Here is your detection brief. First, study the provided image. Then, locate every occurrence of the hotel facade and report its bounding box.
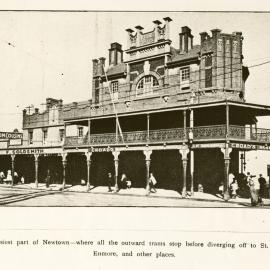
[1,18,270,200]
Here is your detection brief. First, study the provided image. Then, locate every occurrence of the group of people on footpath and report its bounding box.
[0,170,24,185]
[0,168,57,188]
[106,171,157,194]
[219,172,269,206]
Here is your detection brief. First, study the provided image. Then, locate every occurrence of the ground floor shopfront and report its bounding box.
[2,142,267,201]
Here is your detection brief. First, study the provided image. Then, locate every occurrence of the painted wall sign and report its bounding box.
[5,149,44,155]
[0,132,23,139]
[192,143,225,149]
[89,147,115,153]
[0,147,63,155]
[230,143,270,151]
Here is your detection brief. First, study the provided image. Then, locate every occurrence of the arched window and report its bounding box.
[136,75,159,96]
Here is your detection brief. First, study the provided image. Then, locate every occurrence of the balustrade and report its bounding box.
[192,125,226,140]
[64,125,270,147]
[65,128,186,146]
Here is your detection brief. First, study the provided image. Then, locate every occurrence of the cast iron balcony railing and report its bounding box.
[192,125,270,142]
[192,125,226,140]
[228,125,270,142]
[64,125,270,147]
[65,127,186,146]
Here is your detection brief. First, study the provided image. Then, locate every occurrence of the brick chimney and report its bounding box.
[179,26,193,53]
[126,28,134,48]
[98,57,106,75]
[211,29,222,40]
[109,42,123,66]
[200,32,209,44]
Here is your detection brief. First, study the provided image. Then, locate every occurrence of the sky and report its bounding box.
[1,11,270,131]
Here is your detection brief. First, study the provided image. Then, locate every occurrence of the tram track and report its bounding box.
[0,189,61,205]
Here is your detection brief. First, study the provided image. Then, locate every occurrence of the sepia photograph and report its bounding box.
[0,9,270,207]
[0,2,270,270]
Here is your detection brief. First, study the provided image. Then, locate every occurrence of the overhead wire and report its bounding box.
[1,35,270,121]
[88,59,270,105]
[103,64,124,143]
[1,57,270,121]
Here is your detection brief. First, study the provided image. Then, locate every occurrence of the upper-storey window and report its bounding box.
[205,55,212,88]
[180,67,190,82]
[205,69,212,88]
[59,129,64,142]
[28,130,33,145]
[42,129,48,144]
[180,67,190,90]
[78,127,83,138]
[94,79,100,104]
[136,75,159,96]
[111,81,119,101]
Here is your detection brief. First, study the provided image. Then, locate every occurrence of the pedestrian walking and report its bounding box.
[4,170,12,184]
[248,175,259,206]
[21,176,25,184]
[230,178,238,199]
[229,173,235,186]
[148,173,157,194]
[45,169,51,188]
[107,172,113,192]
[258,174,266,200]
[119,173,128,190]
[14,172,19,185]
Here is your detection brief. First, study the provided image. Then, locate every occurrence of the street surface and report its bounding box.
[0,185,269,207]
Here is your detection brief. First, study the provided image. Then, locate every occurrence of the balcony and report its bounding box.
[64,125,270,147]
[65,128,186,146]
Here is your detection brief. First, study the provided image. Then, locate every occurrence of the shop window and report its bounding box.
[136,75,159,96]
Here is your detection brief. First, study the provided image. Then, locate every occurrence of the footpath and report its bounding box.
[0,182,269,207]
